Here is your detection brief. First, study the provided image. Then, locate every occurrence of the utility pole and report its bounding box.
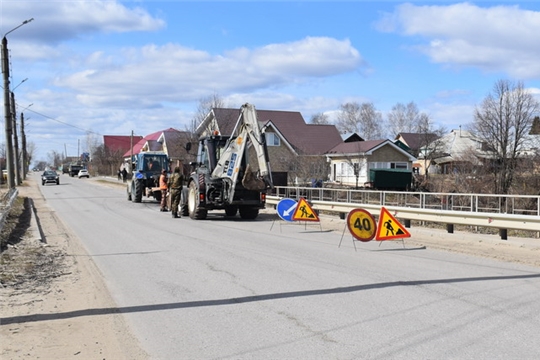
[130,130,133,173]
[2,18,34,189]
[21,112,27,179]
[11,91,21,185]
[2,37,15,189]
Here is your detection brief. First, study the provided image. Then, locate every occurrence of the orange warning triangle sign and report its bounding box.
[292,198,320,222]
[375,207,411,241]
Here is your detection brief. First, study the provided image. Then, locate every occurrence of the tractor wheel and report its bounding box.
[188,181,207,220]
[133,179,143,203]
[225,205,238,217]
[239,206,259,220]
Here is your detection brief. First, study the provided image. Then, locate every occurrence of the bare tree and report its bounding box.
[85,130,102,159]
[310,112,330,125]
[387,101,428,136]
[416,116,446,179]
[47,150,63,170]
[472,79,540,194]
[187,93,225,135]
[335,102,384,140]
[91,144,126,176]
[287,155,329,186]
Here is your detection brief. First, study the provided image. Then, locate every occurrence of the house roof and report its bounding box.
[123,128,177,157]
[429,129,485,164]
[158,129,192,160]
[326,139,386,155]
[206,107,343,155]
[342,133,364,143]
[396,132,439,152]
[104,135,141,154]
[326,139,417,161]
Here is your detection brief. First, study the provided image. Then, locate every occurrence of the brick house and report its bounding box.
[198,107,343,186]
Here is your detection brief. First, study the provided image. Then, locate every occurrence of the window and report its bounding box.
[369,162,409,170]
[391,162,409,169]
[266,133,280,146]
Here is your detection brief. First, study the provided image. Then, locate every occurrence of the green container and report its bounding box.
[369,169,412,190]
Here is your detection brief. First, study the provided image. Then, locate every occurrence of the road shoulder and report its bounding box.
[0,176,148,359]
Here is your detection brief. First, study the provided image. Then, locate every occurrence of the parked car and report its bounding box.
[78,169,90,179]
[42,170,60,185]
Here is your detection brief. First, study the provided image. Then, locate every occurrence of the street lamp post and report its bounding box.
[19,103,32,180]
[2,18,34,189]
[10,91,22,184]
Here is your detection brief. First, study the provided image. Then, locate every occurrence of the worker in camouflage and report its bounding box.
[168,166,184,218]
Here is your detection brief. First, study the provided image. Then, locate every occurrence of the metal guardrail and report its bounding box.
[0,188,19,234]
[267,187,540,234]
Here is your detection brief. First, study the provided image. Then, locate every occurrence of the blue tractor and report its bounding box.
[127,152,169,203]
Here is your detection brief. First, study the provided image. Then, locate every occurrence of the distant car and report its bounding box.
[42,170,60,185]
[78,169,90,179]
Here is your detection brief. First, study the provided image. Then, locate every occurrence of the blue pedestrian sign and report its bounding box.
[276,198,298,222]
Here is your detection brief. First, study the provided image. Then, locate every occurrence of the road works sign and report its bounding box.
[375,207,411,241]
[347,209,376,242]
[292,198,320,222]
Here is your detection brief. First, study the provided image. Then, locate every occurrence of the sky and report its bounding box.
[1,0,540,164]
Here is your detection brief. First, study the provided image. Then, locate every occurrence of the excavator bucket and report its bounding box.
[242,164,266,191]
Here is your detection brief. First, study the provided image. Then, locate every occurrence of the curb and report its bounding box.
[28,198,44,243]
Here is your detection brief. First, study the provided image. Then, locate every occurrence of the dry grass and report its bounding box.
[0,196,68,292]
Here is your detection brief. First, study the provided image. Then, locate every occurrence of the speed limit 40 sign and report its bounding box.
[347,209,376,242]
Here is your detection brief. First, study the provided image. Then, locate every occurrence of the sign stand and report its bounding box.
[292,198,322,232]
[271,198,298,232]
[375,207,411,248]
[339,209,377,251]
[272,197,322,232]
[339,224,357,251]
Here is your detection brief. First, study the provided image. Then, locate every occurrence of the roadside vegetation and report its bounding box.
[0,194,67,293]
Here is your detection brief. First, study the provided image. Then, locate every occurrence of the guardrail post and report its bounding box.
[404,219,411,228]
[446,224,454,234]
[499,229,508,240]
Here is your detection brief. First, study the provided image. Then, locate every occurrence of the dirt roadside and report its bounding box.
[1,176,539,359]
[0,177,148,360]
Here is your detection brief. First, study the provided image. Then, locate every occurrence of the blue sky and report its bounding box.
[1,0,540,163]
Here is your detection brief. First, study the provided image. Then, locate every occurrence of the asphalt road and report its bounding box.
[37,173,540,359]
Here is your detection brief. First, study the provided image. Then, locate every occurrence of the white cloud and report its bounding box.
[53,37,365,108]
[2,0,164,43]
[376,3,540,79]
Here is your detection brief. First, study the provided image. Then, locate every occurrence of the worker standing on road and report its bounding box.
[159,170,169,212]
[168,166,184,218]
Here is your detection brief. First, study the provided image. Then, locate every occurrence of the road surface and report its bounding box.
[35,174,540,359]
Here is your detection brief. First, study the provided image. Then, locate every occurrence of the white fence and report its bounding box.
[267,187,540,238]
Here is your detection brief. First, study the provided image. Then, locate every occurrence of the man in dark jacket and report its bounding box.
[167,166,184,218]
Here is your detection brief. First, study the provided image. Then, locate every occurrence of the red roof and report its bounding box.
[104,135,142,154]
[122,128,179,157]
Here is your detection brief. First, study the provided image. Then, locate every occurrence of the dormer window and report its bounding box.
[266,133,280,146]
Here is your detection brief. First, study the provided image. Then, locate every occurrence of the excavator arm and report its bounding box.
[211,103,273,201]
